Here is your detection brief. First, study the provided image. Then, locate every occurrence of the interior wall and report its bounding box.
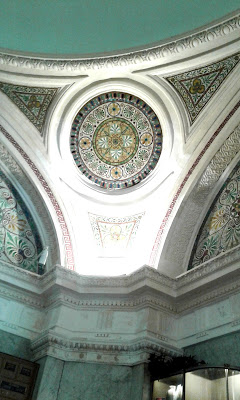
[34,357,145,400]
[0,328,31,360]
[0,329,146,400]
[184,330,240,366]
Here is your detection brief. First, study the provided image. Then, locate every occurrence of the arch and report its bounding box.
[152,114,240,278]
[189,160,240,269]
[0,168,42,272]
[0,136,61,271]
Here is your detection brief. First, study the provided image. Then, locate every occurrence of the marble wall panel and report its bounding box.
[0,329,31,360]
[46,305,147,339]
[178,293,239,346]
[0,295,43,338]
[57,362,144,400]
[34,356,64,400]
[184,330,240,365]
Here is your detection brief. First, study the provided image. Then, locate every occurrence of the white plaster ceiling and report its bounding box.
[0,12,239,277]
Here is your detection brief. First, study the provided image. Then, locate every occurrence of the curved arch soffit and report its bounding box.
[151,103,240,277]
[0,124,73,270]
[189,158,240,270]
[0,167,42,272]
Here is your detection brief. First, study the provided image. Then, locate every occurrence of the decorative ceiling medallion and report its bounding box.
[70,92,162,189]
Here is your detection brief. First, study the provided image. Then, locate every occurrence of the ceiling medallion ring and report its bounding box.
[70,92,163,190]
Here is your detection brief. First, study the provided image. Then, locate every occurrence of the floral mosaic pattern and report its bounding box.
[189,161,240,269]
[89,212,144,250]
[0,171,42,272]
[166,53,240,124]
[70,92,162,189]
[0,83,58,134]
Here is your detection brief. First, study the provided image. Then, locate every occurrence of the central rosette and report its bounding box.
[93,118,139,166]
[70,92,163,190]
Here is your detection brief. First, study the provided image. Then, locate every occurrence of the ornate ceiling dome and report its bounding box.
[70,92,162,190]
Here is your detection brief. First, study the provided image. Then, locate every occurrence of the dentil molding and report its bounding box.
[31,331,181,365]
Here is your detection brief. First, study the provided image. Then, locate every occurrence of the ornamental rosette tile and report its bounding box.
[70,92,162,189]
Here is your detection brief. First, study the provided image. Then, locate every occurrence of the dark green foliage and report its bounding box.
[148,353,205,381]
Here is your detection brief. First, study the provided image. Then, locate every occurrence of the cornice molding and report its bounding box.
[176,244,240,289]
[48,264,176,289]
[1,245,240,313]
[0,14,239,73]
[1,256,240,359]
[178,276,240,312]
[46,292,176,313]
[0,282,44,309]
[31,331,181,364]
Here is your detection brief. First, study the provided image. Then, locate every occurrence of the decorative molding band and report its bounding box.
[0,282,44,309]
[0,142,23,175]
[176,244,240,288]
[149,100,240,266]
[2,243,240,295]
[1,238,240,318]
[46,292,176,313]
[31,332,181,365]
[0,14,239,72]
[197,123,240,189]
[0,124,75,270]
[0,260,42,284]
[42,263,177,290]
[178,275,240,313]
[2,246,240,316]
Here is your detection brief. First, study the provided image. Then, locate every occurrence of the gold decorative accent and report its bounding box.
[79,137,91,150]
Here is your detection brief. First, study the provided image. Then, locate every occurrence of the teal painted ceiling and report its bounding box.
[0,1,239,56]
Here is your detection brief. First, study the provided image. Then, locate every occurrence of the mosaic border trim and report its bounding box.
[0,125,74,270]
[149,100,240,266]
[0,14,239,72]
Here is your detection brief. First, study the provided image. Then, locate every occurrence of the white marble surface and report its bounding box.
[34,356,64,400]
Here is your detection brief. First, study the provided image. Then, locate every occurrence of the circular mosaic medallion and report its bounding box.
[70,92,162,190]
